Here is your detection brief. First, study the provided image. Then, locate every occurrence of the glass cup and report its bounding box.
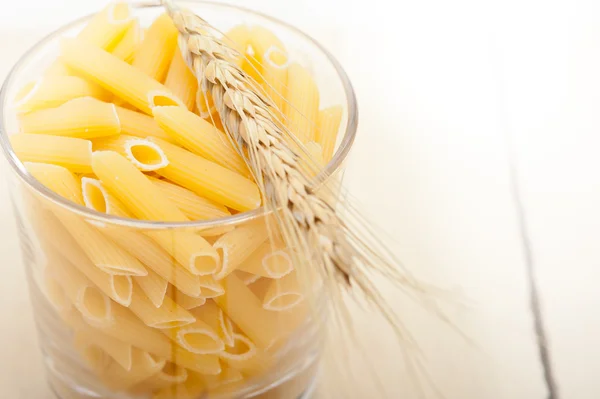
[0,1,358,398]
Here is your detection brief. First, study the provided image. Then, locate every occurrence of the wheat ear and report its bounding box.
[162,0,444,351]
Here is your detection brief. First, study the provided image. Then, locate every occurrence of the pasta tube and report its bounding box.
[163,316,225,355]
[283,63,320,143]
[212,220,270,280]
[237,240,293,279]
[111,19,142,63]
[61,37,181,114]
[164,45,197,110]
[132,13,179,82]
[167,286,207,310]
[19,97,120,139]
[129,282,195,329]
[134,269,169,309]
[152,105,249,176]
[114,105,174,142]
[262,272,304,311]
[81,177,131,217]
[316,105,343,162]
[132,362,188,392]
[74,328,132,371]
[100,349,165,391]
[77,1,134,50]
[148,138,261,212]
[93,134,169,171]
[14,75,110,113]
[92,151,219,275]
[191,300,234,347]
[10,134,93,174]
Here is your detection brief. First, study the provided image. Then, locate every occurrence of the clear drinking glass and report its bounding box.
[0,1,357,398]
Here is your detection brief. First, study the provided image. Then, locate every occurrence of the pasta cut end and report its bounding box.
[110,275,133,306]
[263,251,294,278]
[264,45,289,69]
[220,333,257,361]
[191,252,220,276]
[124,139,169,171]
[263,292,305,311]
[148,90,185,108]
[78,286,112,326]
[220,309,235,347]
[213,245,229,280]
[152,317,196,329]
[82,177,108,213]
[158,362,188,384]
[178,328,225,354]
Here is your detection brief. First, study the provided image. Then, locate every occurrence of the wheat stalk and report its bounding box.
[161,1,450,364]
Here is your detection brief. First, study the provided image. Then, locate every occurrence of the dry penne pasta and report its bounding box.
[237,240,294,278]
[97,304,221,375]
[41,271,72,313]
[222,24,251,64]
[73,336,111,373]
[213,220,270,280]
[19,97,120,139]
[148,138,261,212]
[92,151,219,275]
[132,13,179,82]
[14,75,110,113]
[114,105,174,142]
[134,269,169,309]
[219,333,272,376]
[101,228,201,298]
[262,272,304,311]
[111,19,142,63]
[148,176,230,221]
[82,177,131,217]
[10,134,93,174]
[163,316,225,355]
[61,37,182,114]
[214,274,281,349]
[284,63,320,143]
[47,248,113,327]
[234,270,262,285]
[192,300,235,347]
[77,1,134,51]
[164,45,197,110]
[167,286,207,310]
[25,162,147,277]
[316,105,343,162]
[93,134,169,171]
[130,282,195,328]
[100,348,165,391]
[74,328,133,371]
[44,60,73,77]
[152,105,249,176]
[132,362,188,392]
[28,206,133,307]
[152,371,205,399]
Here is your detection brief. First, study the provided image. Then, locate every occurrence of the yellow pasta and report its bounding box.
[61,37,181,114]
[316,105,343,162]
[47,248,113,327]
[134,269,169,309]
[222,24,251,63]
[77,1,134,51]
[10,134,93,174]
[92,303,220,375]
[19,97,120,139]
[81,177,131,217]
[114,105,174,142]
[74,328,133,372]
[44,60,73,78]
[92,151,219,275]
[163,315,225,355]
[14,75,110,113]
[148,138,261,212]
[132,13,179,82]
[152,105,249,176]
[284,63,320,143]
[152,372,206,399]
[262,272,304,311]
[41,271,72,313]
[304,141,325,167]
[234,270,262,286]
[237,240,293,278]
[93,134,169,171]
[129,282,195,329]
[167,287,207,310]
[111,19,142,63]
[100,349,165,391]
[247,26,289,113]
[132,362,188,392]
[25,162,147,277]
[213,274,281,348]
[198,276,225,299]
[74,337,111,373]
[101,228,201,298]
[164,45,197,110]
[28,205,133,307]
[148,176,230,221]
[200,366,244,391]
[191,301,234,347]
[219,333,272,376]
[213,220,270,280]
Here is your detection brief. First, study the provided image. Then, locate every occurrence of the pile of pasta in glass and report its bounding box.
[9,2,342,398]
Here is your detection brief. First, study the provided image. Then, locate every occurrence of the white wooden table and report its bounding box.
[2,0,599,398]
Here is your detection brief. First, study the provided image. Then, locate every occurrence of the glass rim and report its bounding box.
[0,0,358,230]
